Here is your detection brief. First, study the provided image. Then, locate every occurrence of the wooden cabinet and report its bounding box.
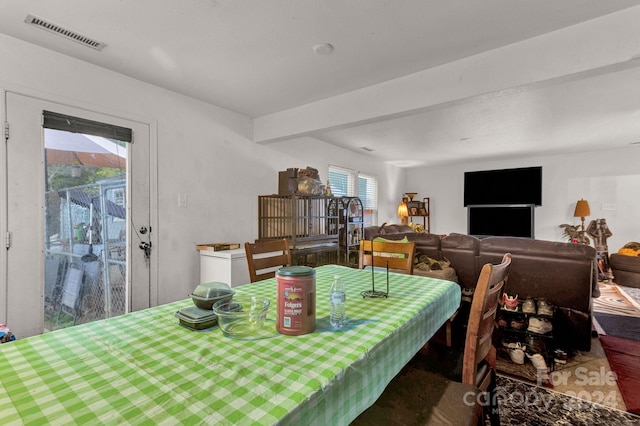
[407,197,430,233]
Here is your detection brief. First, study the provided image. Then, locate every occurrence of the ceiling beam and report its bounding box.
[253,6,640,144]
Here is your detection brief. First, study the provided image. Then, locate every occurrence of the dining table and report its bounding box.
[0,264,460,425]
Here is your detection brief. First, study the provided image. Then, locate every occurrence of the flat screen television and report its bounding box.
[467,204,535,238]
[464,166,542,206]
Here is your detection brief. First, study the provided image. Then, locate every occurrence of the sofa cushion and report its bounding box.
[440,233,481,289]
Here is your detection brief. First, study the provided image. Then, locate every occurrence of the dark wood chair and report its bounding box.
[359,240,416,275]
[352,253,512,426]
[244,239,292,283]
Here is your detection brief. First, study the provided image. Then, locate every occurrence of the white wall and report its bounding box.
[405,146,640,252]
[0,33,404,310]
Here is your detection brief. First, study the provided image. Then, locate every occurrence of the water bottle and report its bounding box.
[330,275,346,329]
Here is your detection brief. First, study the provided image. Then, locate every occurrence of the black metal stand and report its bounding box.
[361,260,389,298]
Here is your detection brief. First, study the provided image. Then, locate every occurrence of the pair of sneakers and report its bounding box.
[522,297,554,316]
[506,347,548,370]
[503,342,547,370]
[502,293,519,311]
[527,317,553,334]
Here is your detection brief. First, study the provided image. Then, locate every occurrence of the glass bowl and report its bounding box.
[212,296,270,338]
[189,282,234,310]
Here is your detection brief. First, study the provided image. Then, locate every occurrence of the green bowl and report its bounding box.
[189,282,234,309]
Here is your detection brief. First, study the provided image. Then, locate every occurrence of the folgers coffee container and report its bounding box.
[276,266,316,335]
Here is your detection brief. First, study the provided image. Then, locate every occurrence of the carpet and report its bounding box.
[593,282,640,340]
[496,375,640,425]
[593,312,640,341]
[599,335,640,416]
[593,282,640,318]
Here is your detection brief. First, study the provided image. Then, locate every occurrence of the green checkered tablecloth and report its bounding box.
[0,264,460,425]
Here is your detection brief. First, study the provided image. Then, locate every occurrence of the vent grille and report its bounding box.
[24,14,106,51]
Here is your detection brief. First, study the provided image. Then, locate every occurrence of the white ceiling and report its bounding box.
[1,0,639,167]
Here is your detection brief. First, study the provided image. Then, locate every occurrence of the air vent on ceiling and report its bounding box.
[24,14,106,51]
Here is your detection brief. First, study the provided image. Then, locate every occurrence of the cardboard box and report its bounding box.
[278,168,298,195]
[196,243,241,252]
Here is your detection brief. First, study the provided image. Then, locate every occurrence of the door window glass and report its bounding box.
[44,126,128,331]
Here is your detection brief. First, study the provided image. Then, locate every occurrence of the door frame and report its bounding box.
[0,85,159,328]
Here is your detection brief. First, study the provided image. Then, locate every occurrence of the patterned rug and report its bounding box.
[593,282,640,340]
[496,375,640,425]
[591,282,640,416]
[593,282,640,318]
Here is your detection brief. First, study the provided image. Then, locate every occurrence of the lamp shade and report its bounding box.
[397,202,408,217]
[574,199,591,217]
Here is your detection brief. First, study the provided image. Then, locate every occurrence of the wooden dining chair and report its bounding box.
[244,239,292,283]
[352,253,512,426]
[359,239,416,275]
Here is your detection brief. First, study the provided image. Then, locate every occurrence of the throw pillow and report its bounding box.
[619,242,640,256]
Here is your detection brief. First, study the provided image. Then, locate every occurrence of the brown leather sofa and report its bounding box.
[363,225,597,351]
[610,252,640,288]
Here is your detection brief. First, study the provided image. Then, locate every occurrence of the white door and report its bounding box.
[2,91,152,338]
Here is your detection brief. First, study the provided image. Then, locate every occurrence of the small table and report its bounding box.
[0,265,460,425]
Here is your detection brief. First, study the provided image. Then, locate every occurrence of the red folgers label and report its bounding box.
[276,266,316,336]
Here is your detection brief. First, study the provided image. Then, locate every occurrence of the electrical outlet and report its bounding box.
[602,203,616,211]
[178,193,188,207]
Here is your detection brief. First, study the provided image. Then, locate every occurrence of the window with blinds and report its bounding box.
[329,165,378,226]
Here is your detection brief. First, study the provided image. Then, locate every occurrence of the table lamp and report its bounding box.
[397,199,409,225]
[574,199,590,234]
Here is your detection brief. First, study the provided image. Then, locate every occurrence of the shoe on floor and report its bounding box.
[509,348,525,364]
[522,297,536,314]
[527,317,553,334]
[502,341,527,352]
[527,353,548,370]
[553,349,568,366]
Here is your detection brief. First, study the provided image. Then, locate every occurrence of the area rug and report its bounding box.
[496,375,640,425]
[593,282,640,340]
[593,312,640,341]
[598,335,640,416]
[593,282,640,318]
